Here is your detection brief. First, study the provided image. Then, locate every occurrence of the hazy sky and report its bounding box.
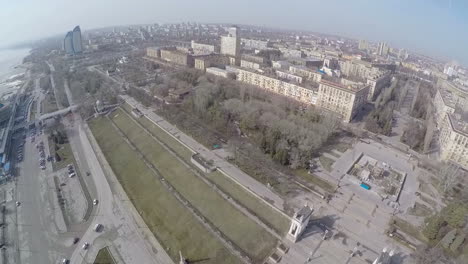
[2,0,467,65]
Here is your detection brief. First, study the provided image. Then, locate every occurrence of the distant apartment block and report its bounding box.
[241,38,270,50]
[160,48,194,67]
[206,67,231,78]
[279,48,304,58]
[194,54,229,71]
[191,40,217,55]
[240,59,261,70]
[272,60,292,70]
[358,39,369,51]
[235,67,318,105]
[439,112,468,170]
[146,47,161,58]
[377,42,389,56]
[316,80,369,122]
[241,54,266,64]
[275,70,303,84]
[221,26,240,60]
[289,65,323,83]
[63,25,83,55]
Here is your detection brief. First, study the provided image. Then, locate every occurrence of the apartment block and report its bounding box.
[146,47,161,58]
[206,67,230,78]
[191,40,217,55]
[275,70,303,84]
[241,38,270,50]
[240,59,262,70]
[316,80,369,122]
[289,65,323,83]
[160,48,194,67]
[194,54,229,71]
[439,112,468,170]
[366,71,391,101]
[235,67,318,105]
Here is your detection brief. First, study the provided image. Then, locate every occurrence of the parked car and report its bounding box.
[93,199,98,205]
[73,237,79,244]
[82,242,89,250]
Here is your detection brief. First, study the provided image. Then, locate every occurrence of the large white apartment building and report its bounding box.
[316,80,369,123]
[220,27,240,60]
[439,112,468,170]
[235,67,318,105]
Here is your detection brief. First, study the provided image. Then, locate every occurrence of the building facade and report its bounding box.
[146,47,161,58]
[63,31,74,55]
[160,49,194,67]
[235,67,318,105]
[72,26,83,54]
[190,41,216,55]
[275,70,303,84]
[194,54,229,71]
[241,38,270,50]
[289,65,323,83]
[240,59,261,70]
[220,26,240,60]
[439,113,468,170]
[316,80,369,122]
[366,71,391,101]
[378,42,389,56]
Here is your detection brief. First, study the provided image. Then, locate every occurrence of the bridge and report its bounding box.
[38,105,79,121]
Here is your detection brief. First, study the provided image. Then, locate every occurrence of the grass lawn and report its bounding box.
[125,108,194,161]
[121,106,288,235]
[41,93,58,114]
[319,156,335,172]
[294,169,336,193]
[335,142,351,153]
[206,171,289,235]
[48,140,75,171]
[391,217,426,243]
[89,117,241,264]
[408,202,433,217]
[93,247,115,264]
[122,102,134,113]
[110,109,278,263]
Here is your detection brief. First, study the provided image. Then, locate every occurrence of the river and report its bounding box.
[0,48,31,99]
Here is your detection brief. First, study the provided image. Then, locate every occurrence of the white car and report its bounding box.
[82,242,89,250]
[68,172,75,178]
[93,199,98,205]
[62,259,69,264]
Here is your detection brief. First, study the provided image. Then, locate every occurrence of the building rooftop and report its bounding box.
[448,111,468,137]
[320,79,367,93]
[293,205,313,224]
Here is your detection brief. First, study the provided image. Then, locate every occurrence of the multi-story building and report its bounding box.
[241,54,266,64]
[439,112,468,170]
[434,81,468,127]
[289,65,323,83]
[240,59,261,70]
[272,60,292,70]
[146,47,161,58]
[275,71,303,84]
[316,80,369,122]
[220,26,240,60]
[366,71,391,101]
[279,48,304,58]
[191,41,217,55]
[63,31,74,55]
[194,54,229,71]
[241,38,270,50]
[63,25,83,55]
[358,39,369,51]
[338,59,379,80]
[377,42,389,56]
[235,67,318,105]
[206,67,231,78]
[72,26,83,54]
[160,48,194,67]
[290,57,323,68]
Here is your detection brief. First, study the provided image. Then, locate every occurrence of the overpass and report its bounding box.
[38,105,79,121]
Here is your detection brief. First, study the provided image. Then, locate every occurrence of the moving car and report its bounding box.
[82,242,89,250]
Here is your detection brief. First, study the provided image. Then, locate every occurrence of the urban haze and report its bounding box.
[0,1,467,264]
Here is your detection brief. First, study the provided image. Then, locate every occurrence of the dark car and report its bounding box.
[73,237,80,244]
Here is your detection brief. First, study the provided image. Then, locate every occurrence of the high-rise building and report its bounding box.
[220,26,240,62]
[63,25,83,55]
[377,42,389,56]
[72,26,83,54]
[63,31,74,55]
[358,39,368,51]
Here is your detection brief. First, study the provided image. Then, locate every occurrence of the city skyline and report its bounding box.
[1,0,467,66]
